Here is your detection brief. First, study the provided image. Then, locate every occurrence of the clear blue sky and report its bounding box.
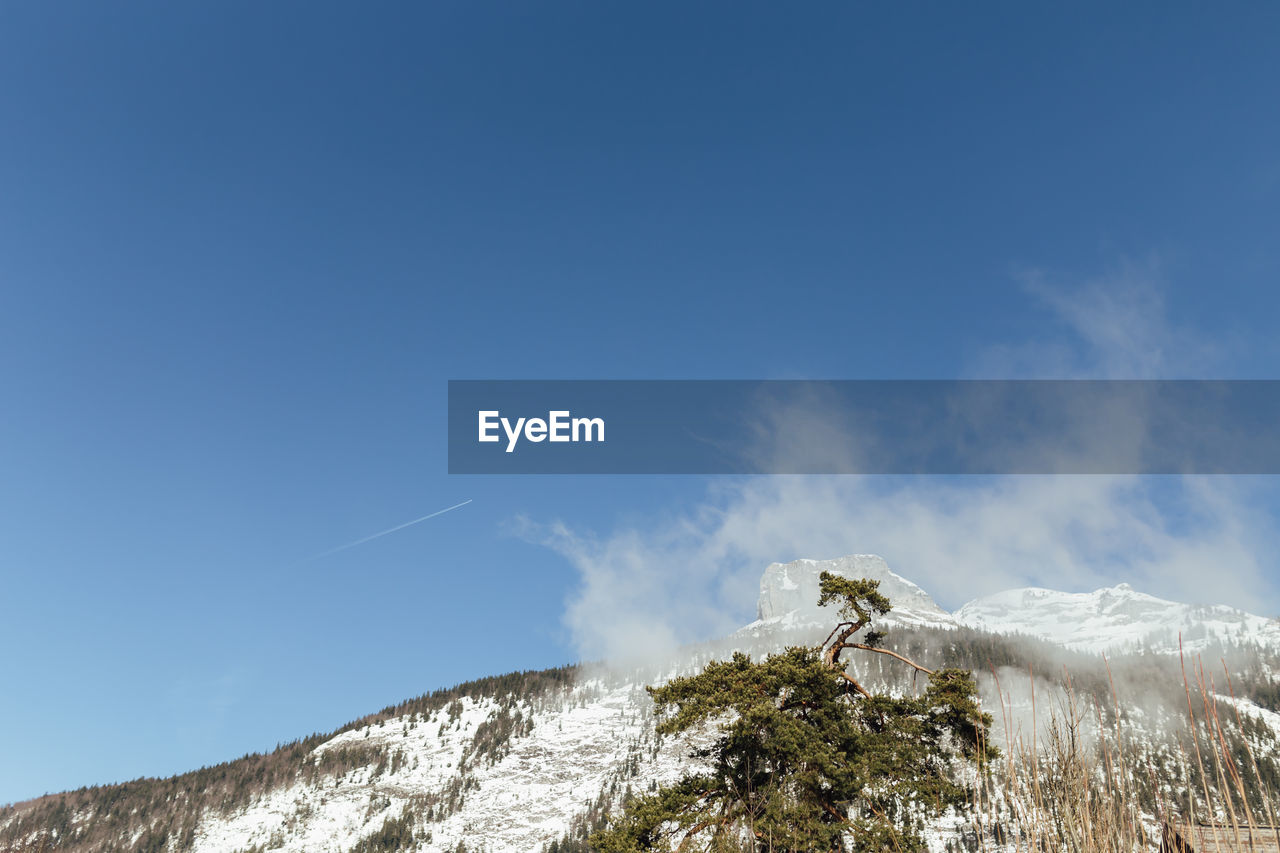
[2,2,1279,804]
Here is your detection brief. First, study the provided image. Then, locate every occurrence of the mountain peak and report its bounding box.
[745,558,1280,656]
[954,582,1280,654]
[753,555,957,630]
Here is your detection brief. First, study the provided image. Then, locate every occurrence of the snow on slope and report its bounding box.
[191,682,699,853]
[954,582,1280,654]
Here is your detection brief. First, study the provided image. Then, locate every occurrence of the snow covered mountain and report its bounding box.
[5,555,1279,853]
[745,555,1280,656]
[732,555,958,651]
[754,555,958,629]
[954,581,1280,654]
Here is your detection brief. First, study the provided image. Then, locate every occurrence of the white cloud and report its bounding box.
[531,260,1280,663]
[533,474,1278,662]
[970,256,1225,380]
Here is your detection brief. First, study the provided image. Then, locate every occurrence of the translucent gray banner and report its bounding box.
[447,380,1280,474]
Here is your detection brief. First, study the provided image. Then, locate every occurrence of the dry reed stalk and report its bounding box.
[1222,662,1280,852]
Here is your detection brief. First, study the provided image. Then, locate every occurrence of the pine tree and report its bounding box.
[591,572,997,853]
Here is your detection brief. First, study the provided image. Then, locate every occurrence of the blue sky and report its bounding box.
[2,3,1280,805]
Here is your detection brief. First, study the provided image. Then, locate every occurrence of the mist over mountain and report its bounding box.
[5,555,1278,853]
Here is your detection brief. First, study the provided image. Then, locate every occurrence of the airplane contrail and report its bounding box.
[298,499,473,564]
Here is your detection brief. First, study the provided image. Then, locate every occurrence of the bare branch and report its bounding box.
[821,621,858,649]
[837,670,873,698]
[846,644,935,675]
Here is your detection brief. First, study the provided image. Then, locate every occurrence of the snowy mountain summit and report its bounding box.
[744,554,1280,658]
[954,582,1280,654]
[752,554,958,630]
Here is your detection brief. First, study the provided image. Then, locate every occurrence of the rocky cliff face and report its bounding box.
[753,554,957,629]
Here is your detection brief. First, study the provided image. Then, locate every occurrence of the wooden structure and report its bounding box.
[1163,821,1280,853]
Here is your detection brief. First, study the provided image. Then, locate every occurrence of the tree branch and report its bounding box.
[822,620,866,669]
[821,621,858,649]
[673,819,713,853]
[845,644,934,675]
[837,670,872,698]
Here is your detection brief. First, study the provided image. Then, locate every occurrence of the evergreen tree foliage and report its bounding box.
[591,572,997,853]
[347,807,416,853]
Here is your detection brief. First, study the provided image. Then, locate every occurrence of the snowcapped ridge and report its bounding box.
[954,581,1280,654]
[741,554,1280,657]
